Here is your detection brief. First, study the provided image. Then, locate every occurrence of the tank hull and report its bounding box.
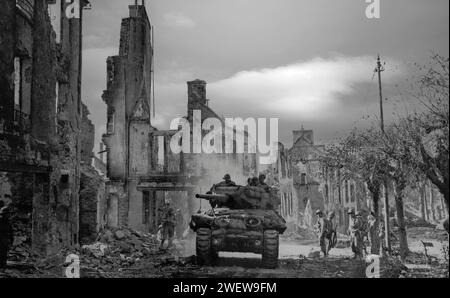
[192,185,285,268]
[190,208,287,234]
[190,208,286,265]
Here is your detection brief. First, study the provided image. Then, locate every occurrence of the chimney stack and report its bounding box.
[187,79,207,106]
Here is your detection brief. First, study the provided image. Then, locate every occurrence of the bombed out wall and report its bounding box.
[0,0,93,255]
[102,4,153,181]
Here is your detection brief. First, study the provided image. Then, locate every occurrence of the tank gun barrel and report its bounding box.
[195,194,229,201]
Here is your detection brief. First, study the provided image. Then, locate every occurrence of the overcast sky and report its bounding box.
[82,0,449,153]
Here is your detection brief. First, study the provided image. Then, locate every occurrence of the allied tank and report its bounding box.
[189,185,286,269]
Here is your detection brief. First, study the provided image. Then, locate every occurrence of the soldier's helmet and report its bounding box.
[348,208,355,215]
[328,211,335,218]
[315,209,323,215]
[355,211,362,216]
[223,174,231,180]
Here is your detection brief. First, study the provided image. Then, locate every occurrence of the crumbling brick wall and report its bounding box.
[80,164,106,244]
[102,4,153,229]
[1,0,88,255]
[79,101,106,244]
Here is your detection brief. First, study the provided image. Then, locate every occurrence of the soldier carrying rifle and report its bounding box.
[315,209,335,257]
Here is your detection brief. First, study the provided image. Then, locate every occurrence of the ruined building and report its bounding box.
[260,143,299,232]
[102,3,258,234]
[288,127,371,233]
[102,2,164,231]
[288,128,326,229]
[79,103,107,244]
[0,0,95,254]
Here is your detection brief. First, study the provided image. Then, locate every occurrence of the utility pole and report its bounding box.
[375,54,391,253]
[377,55,385,131]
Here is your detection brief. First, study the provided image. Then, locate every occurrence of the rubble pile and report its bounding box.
[9,217,36,263]
[78,227,162,277]
[94,227,160,255]
[374,257,408,278]
[1,226,189,278]
[394,249,449,278]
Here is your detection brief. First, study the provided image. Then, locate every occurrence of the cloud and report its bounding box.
[208,56,404,120]
[163,12,196,28]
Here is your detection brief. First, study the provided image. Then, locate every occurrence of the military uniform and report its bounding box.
[326,212,337,253]
[215,180,236,187]
[160,203,176,250]
[175,210,185,239]
[213,174,236,188]
[357,212,368,254]
[0,206,13,268]
[348,211,363,258]
[315,210,332,256]
[258,175,270,192]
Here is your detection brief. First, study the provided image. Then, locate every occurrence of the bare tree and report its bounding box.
[321,128,387,254]
[374,121,428,259]
[402,55,449,211]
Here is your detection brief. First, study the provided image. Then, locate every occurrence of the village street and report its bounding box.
[169,226,447,278]
[0,223,447,279]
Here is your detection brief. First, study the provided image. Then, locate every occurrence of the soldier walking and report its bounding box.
[0,201,13,269]
[348,209,363,259]
[315,210,330,257]
[356,211,368,255]
[159,200,176,251]
[326,211,337,254]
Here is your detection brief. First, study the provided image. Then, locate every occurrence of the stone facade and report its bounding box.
[102,4,153,182]
[0,0,91,255]
[102,3,155,230]
[288,128,326,229]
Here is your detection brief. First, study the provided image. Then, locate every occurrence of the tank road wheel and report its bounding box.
[262,230,279,269]
[196,228,212,266]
